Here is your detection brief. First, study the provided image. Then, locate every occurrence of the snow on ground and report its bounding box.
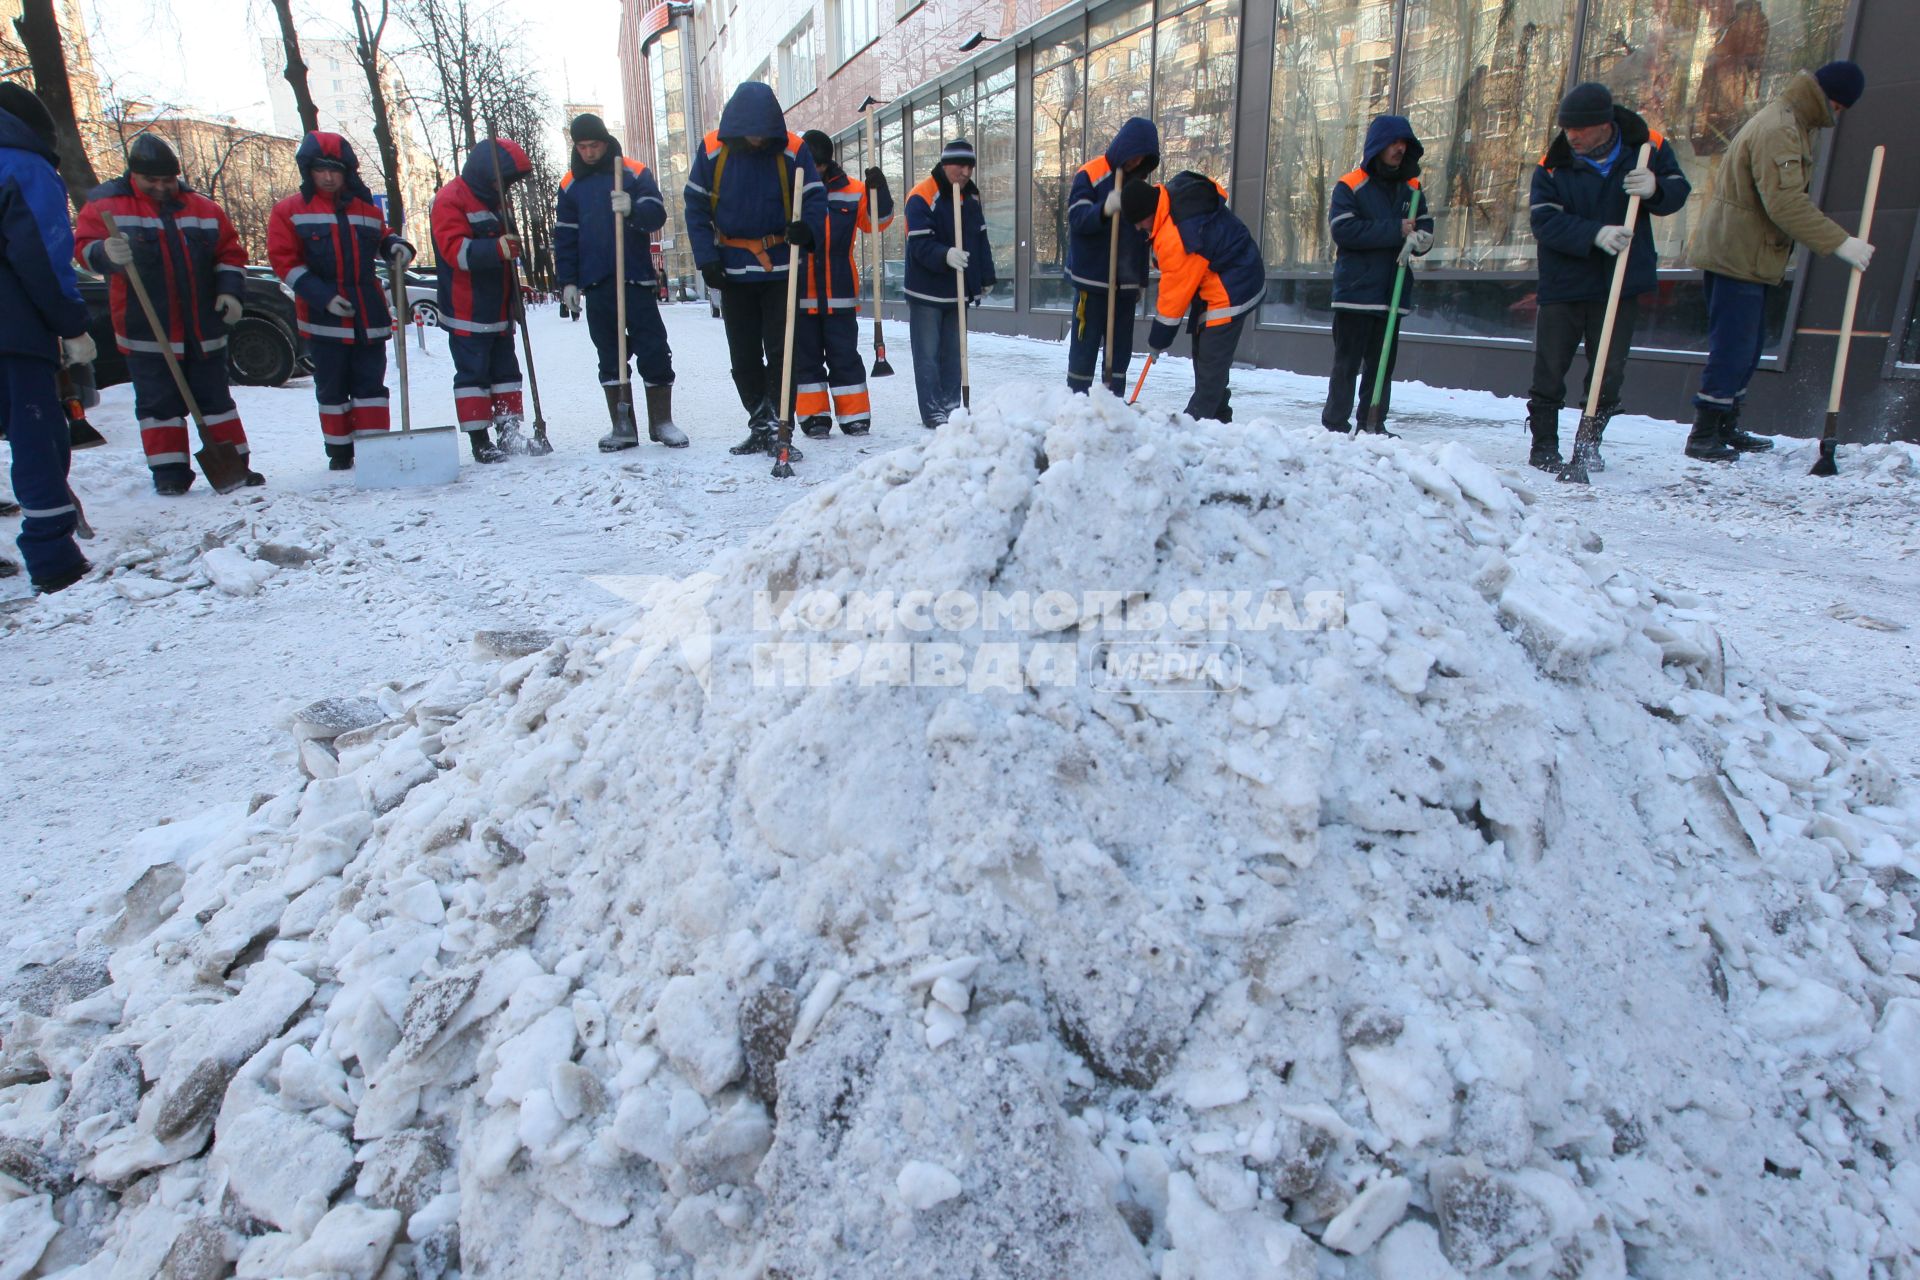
[1,304,1918,1278]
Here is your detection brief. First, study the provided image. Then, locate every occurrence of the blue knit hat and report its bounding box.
[939,139,976,166]
[1557,82,1614,128]
[1813,60,1865,109]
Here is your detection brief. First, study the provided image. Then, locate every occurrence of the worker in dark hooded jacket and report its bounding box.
[0,84,93,593]
[682,83,827,458]
[554,113,684,452]
[1125,172,1264,423]
[903,139,996,430]
[267,132,413,470]
[1324,115,1433,434]
[1526,83,1689,471]
[430,137,533,463]
[1064,117,1158,397]
[792,129,891,439]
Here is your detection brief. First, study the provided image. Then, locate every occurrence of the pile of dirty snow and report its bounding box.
[3,390,1919,1279]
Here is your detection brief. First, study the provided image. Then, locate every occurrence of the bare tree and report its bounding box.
[270,0,322,136]
[13,0,99,207]
[350,0,407,230]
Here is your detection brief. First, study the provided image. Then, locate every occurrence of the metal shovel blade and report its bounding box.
[69,418,107,449]
[1810,425,1839,477]
[195,441,254,495]
[354,425,461,490]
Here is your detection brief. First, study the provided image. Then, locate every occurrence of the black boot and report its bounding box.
[1526,405,1564,472]
[840,417,871,436]
[1723,401,1773,453]
[599,385,640,452]
[800,414,832,439]
[1579,407,1613,473]
[152,465,194,496]
[468,428,506,463]
[326,443,355,471]
[1685,407,1739,461]
[32,557,89,595]
[646,384,688,448]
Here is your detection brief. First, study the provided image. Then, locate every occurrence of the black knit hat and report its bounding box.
[1813,60,1865,109]
[0,84,56,151]
[1557,82,1614,128]
[803,129,833,166]
[569,113,613,145]
[1119,178,1160,225]
[938,138,976,166]
[126,132,180,177]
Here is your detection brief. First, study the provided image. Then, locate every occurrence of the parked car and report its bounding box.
[80,266,308,389]
[378,266,442,327]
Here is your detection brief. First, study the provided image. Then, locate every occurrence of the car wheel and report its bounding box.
[412,301,441,327]
[227,315,298,387]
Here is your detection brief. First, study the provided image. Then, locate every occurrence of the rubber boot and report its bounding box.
[326,443,355,471]
[840,417,871,436]
[1584,407,1612,473]
[646,384,688,448]
[1526,405,1564,472]
[32,558,89,595]
[1723,400,1773,453]
[730,397,775,455]
[468,428,506,464]
[599,385,639,452]
[1685,406,1739,462]
[152,464,194,496]
[800,414,833,439]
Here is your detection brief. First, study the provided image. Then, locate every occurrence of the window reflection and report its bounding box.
[1154,0,1239,181]
[1031,58,1085,311]
[1086,28,1155,151]
[977,76,1017,307]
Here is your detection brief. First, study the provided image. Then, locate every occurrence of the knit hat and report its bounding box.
[126,132,180,178]
[938,139,976,166]
[0,84,56,151]
[1557,82,1614,128]
[803,129,833,166]
[1119,178,1160,225]
[569,113,613,145]
[1813,60,1866,109]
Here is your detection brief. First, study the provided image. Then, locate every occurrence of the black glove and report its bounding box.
[700,261,727,291]
[786,220,814,250]
[865,167,890,201]
[1147,319,1177,353]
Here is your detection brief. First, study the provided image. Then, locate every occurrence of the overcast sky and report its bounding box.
[81,0,625,134]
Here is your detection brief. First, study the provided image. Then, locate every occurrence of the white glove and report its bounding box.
[388,241,414,268]
[1409,229,1433,254]
[1835,236,1875,272]
[325,295,356,317]
[101,234,133,266]
[945,246,969,271]
[214,293,242,325]
[562,284,580,311]
[1623,167,1657,199]
[1103,187,1122,217]
[1397,237,1416,266]
[610,189,633,215]
[1594,225,1633,255]
[61,332,96,365]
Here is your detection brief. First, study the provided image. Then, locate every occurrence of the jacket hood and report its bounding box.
[1543,105,1651,170]
[0,106,57,165]
[461,138,532,204]
[568,135,624,181]
[297,131,379,204]
[1164,170,1225,222]
[1104,117,1160,176]
[717,82,787,142]
[1362,115,1423,170]
[1783,70,1836,130]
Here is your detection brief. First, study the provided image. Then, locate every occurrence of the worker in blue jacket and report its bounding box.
[1525,83,1689,471]
[903,139,996,429]
[683,83,827,458]
[1323,115,1433,434]
[554,113,684,451]
[0,85,95,594]
[1064,117,1158,397]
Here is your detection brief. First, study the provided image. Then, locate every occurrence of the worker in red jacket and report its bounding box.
[268,132,413,470]
[430,138,532,463]
[792,129,891,438]
[74,134,260,494]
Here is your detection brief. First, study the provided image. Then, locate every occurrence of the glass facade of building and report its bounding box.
[645,23,700,298]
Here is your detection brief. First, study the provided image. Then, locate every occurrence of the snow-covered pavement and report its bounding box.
[5,300,1916,962]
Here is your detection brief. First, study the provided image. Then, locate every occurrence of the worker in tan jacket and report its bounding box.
[1684,61,1871,461]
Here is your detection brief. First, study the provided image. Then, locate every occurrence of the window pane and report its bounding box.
[1036,25,1086,70]
[941,79,975,141]
[978,83,1016,307]
[835,0,878,65]
[1580,0,1850,269]
[648,27,698,297]
[1031,59,1085,311]
[1398,0,1579,272]
[1085,27,1153,151]
[1090,0,1153,47]
[881,115,906,302]
[911,100,943,179]
[1153,0,1238,182]
[1261,0,1395,285]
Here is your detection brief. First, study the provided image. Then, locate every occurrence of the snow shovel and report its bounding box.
[773,178,807,479]
[1811,145,1885,478]
[356,255,458,489]
[1128,351,1156,405]
[487,138,553,456]
[99,212,251,495]
[1103,204,1122,392]
[1562,143,1652,485]
[1351,185,1422,439]
[59,367,105,449]
[954,188,970,411]
[606,193,641,449]
[864,102,894,377]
